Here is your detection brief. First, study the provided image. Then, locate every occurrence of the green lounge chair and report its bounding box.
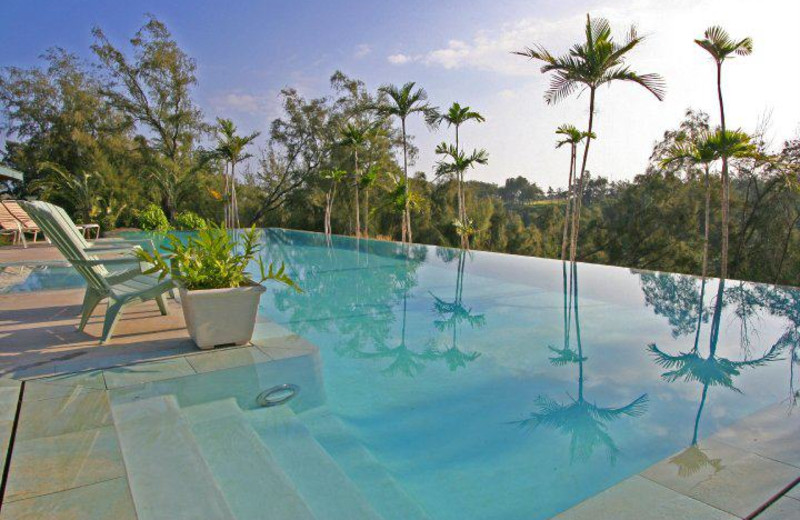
[21,201,175,344]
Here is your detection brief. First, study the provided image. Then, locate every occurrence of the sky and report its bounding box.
[1,0,798,189]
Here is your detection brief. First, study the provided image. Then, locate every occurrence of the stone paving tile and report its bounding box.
[185,345,271,373]
[711,403,800,468]
[15,387,111,441]
[755,496,800,519]
[5,426,125,502]
[103,357,195,389]
[0,477,137,520]
[553,476,736,520]
[254,334,319,360]
[641,440,800,518]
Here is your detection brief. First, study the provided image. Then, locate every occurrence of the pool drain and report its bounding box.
[256,384,300,407]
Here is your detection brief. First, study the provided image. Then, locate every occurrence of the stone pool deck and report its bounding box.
[0,242,798,519]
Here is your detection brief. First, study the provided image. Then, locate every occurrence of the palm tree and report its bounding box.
[339,121,377,237]
[376,82,435,244]
[359,165,379,238]
[214,118,260,229]
[434,143,489,249]
[36,162,104,224]
[321,169,346,237]
[555,125,594,261]
[429,103,485,244]
[695,26,752,279]
[515,15,665,262]
[661,131,717,279]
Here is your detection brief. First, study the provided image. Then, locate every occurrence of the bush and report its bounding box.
[173,211,208,231]
[137,204,170,231]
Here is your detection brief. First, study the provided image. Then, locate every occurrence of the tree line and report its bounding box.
[0,15,798,285]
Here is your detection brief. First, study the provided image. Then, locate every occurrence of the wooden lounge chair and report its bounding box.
[21,201,175,344]
[0,202,38,247]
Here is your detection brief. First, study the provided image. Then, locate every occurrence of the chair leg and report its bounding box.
[155,293,169,316]
[78,289,105,331]
[100,300,126,344]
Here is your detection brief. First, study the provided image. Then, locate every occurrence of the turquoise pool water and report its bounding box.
[248,229,797,518]
[20,229,800,518]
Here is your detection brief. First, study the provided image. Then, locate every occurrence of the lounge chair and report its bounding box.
[21,201,175,344]
[0,202,38,246]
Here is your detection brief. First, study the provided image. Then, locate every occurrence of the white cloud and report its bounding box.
[354,44,372,59]
[212,92,263,113]
[387,53,413,65]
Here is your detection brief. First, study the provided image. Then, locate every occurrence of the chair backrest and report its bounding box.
[48,204,93,249]
[21,201,111,291]
[0,203,21,231]
[1,201,37,229]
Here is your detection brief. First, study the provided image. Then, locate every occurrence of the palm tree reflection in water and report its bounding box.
[513,262,649,464]
[430,248,485,371]
[646,276,783,476]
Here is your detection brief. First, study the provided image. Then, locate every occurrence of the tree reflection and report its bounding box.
[429,248,484,371]
[645,275,783,475]
[514,262,649,463]
[756,286,800,410]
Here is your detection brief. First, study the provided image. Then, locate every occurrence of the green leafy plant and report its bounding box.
[135,225,301,292]
[138,204,170,231]
[173,211,208,230]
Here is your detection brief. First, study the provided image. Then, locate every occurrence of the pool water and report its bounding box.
[31,229,800,518]
[0,263,84,293]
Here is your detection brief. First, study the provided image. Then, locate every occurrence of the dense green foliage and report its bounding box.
[173,211,207,231]
[137,226,300,291]
[137,204,170,231]
[1,16,798,286]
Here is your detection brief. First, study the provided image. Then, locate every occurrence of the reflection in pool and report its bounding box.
[252,229,798,519]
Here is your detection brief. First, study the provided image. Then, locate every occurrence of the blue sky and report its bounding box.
[2,0,798,188]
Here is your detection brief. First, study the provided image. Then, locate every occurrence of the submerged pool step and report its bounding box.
[182,398,315,520]
[110,394,236,520]
[297,407,430,520]
[247,406,384,520]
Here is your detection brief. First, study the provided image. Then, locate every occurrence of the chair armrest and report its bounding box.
[71,257,143,267]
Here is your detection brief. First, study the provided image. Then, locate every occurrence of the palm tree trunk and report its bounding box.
[402,118,412,244]
[223,164,230,228]
[561,145,576,261]
[702,165,711,278]
[570,88,596,263]
[354,149,361,238]
[455,124,467,249]
[231,162,239,229]
[717,62,730,280]
[364,188,370,238]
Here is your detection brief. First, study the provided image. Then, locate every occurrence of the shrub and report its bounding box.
[136,225,301,292]
[137,204,170,231]
[173,211,208,231]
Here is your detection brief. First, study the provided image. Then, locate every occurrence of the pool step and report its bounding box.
[110,394,236,520]
[247,406,384,520]
[182,398,315,520]
[298,406,430,520]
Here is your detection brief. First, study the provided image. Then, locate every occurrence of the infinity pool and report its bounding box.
[18,229,800,518]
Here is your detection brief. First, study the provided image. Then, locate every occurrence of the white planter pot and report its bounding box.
[179,282,266,349]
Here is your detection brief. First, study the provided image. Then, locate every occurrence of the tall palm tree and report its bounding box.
[515,15,665,262]
[359,165,379,238]
[434,143,489,249]
[214,118,260,229]
[321,168,346,237]
[339,121,377,237]
[555,125,594,261]
[695,26,752,279]
[376,82,435,244]
[429,102,485,244]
